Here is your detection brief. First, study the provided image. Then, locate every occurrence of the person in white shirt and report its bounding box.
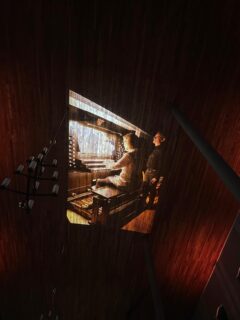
[96,133,141,191]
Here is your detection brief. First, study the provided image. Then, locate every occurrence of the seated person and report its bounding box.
[95,132,142,191]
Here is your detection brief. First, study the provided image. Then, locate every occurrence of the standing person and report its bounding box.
[96,132,141,191]
[143,131,166,207]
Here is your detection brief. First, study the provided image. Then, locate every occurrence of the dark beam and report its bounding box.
[172,106,240,203]
[144,238,165,320]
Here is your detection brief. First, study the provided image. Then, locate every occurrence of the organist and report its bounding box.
[95,132,142,191]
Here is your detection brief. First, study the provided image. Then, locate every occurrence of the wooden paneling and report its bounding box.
[0,0,240,319]
[194,214,240,319]
[0,0,69,312]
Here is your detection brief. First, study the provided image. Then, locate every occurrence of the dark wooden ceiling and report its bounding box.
[0,0,240,319]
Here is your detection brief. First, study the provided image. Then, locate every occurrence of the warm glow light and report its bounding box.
[67,209,89,225]
[69,90,149,137]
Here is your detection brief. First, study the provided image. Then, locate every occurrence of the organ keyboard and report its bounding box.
[80,159,115,171]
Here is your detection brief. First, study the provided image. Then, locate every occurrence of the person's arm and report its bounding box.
[152,168,161,183]
[111,153,130,170]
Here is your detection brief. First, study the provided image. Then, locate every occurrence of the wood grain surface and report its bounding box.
[0,1,240,319]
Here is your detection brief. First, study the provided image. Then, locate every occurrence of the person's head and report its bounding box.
[123,133,138,151]
[153,131,166,146]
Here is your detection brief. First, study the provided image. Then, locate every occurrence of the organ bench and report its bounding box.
[90,185,144,225]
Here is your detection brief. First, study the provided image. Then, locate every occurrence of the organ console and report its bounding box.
[67,123,141,224]
[67,121,125,222]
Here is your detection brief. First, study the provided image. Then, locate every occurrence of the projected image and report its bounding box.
[66,90,164,234]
